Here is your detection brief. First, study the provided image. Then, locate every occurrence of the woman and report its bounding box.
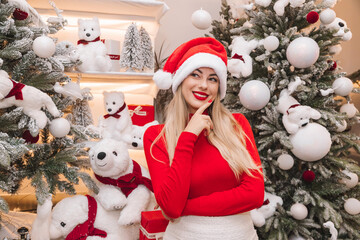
[143,37,264,240]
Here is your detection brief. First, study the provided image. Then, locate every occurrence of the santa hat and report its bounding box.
[153,37,228,100]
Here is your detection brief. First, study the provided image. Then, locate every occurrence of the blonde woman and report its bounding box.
[143,37,264,240]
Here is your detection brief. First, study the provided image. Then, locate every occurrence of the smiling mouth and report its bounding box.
[193,92,208,100]
[96,162,107,167]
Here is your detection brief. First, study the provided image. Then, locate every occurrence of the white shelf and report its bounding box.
[66,71,154,84]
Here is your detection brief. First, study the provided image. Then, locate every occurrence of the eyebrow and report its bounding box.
[194,69,218,77]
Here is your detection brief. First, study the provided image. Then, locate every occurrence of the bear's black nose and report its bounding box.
[338,22,344,27]
[97,152,106,160]
[302,122,308,127]
[107,108,112,112]
[86,33,91,37]
[132,142,138,147]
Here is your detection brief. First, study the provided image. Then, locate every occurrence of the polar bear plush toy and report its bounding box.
[227,36,258,78]
[276,77,321,134]
[129,120,159,149]
[89,138,155,228]
[31,195,136,240]
[76,17,111,72]
[0,70,60,129]
[98,91,133,143]
[250,192,283,227]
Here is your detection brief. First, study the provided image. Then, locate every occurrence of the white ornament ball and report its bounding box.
[320,8,336,24]
[335,120,347,132]
[340,103,357,118]
[344,198,360,215]
[290,123,332,162]
[239,80,270,111]
[191,9,212,30]
[290,203,308,220]
[264,36,280,51]
[332,77,353,96]
[277,154,294,170]
[33,36,56,58]
[340,170,359,189]
[286,37,320,68]
[49,118,71,138]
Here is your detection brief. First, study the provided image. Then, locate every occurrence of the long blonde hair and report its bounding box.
[151,85,261,180]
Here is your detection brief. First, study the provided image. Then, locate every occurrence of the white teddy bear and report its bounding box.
[276,77,321,134]
[0,70,60,129]
[89,138,155,227]
[323,17,352,41]
[227,36,258,78]
[76,17,111,72]
[273,0,305,16]
[129,120,159,149]
[250,192,283,227]
[98,91,133,143]
[31,195,136,240]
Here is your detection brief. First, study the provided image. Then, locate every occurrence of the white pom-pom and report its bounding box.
[255,0,272,7]
[153,70,173,90]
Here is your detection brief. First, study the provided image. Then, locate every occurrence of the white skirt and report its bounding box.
[163,212,258,240]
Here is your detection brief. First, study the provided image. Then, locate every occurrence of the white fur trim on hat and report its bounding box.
[153,70,173,90]
[171,53,227,100]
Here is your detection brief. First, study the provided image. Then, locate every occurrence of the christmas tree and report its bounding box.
[120,23,144,71]
[0,0,97,224]
[139,26,154,71]
[208,0,360,239]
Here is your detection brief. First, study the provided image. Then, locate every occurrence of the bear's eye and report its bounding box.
[91,28,94,31]
[113,151,117,156]
[83,29,86,31]
[60,222,66,227]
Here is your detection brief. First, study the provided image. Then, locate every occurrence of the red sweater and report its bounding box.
[143,113,264,219]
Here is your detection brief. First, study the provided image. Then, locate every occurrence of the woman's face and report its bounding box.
[181,67,219,114]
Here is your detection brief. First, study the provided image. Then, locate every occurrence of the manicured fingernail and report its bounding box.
[208,99,212,103]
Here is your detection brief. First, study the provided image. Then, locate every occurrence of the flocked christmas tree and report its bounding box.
[0,0,97,226]
[120,23,144,71]
[208,0,360,239]
[139,26,154,71]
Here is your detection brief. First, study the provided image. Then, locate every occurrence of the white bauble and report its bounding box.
[329,45,342,55]
[340,103,357,118]
[340,170,359,189]
[290,203,308,220]
[239,80,270,111]
[49,118,71,138]
[264,36,279,51]
[289,235,306,240]
[286,37,320,68]
[191,9,212,30]
[290,123,332,162]
[320,9,336,24]
[332,77,353,96]
[344,198,360,215]
[33,36,56,58]
[335,120,347,132]
[277,154,294,170]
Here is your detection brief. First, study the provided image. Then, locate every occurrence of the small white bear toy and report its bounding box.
[130,120,159,149]
[0,70,60,129]
[227,36,258,78]
[276,77,321,134]
[250,192,283,227]
[76,17,111,72]
[31,195,136,240]
[323,17,352,41]
[98,91,133,143]
[89,138,155,229]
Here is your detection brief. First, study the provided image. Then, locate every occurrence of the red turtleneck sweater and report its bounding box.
[143,113,264,219]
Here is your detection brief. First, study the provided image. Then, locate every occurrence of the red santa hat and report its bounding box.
[153,37,228,99]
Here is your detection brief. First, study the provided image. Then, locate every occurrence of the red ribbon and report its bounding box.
[286,104,301,114]
[108,54,120,60]
[95,160,153,197]
[65,195,107,240]
[232,53,245,63]
[103,103,127,119]
[5,79,25,100]
[77,36,101,45]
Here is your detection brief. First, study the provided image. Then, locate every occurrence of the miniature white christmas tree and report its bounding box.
[120,23,144,71]
[139,26,154,71]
